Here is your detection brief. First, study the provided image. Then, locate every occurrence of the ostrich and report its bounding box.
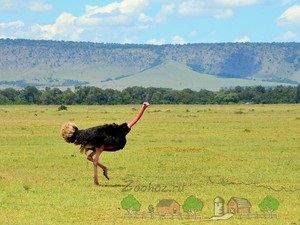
[61,102,150,185]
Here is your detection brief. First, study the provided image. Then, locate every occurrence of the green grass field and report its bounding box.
[0,104,299,225]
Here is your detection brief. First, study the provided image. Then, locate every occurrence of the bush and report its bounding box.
[58,105,68,111]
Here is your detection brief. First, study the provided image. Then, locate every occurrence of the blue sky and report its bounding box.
[0,0,300,44]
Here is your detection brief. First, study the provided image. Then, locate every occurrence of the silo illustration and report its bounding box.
[214,196,225,216]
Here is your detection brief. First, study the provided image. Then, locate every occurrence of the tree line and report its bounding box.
[0,85,299,105]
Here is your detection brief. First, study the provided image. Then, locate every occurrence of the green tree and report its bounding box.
[224,92,239,103]
[0,93,9,104]
[85,86,103,105]
[104,88,122,104]
[20,86,41,104]
[259,195,279,216]
[214,92,227,104]
[61,88,76,104]
[178,88,196,104]
[74,86,90,104]
[296,84,300,103]
[40,87,63,104]
[121,86,147,104]
[197,89,215,104]
[121,194,141,214]
[182,195,204,218]
[0,88,20,103]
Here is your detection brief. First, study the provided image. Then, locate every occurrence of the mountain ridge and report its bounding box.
[0,39,299,90]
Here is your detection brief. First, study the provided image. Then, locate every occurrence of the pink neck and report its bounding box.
[128,102,150,128]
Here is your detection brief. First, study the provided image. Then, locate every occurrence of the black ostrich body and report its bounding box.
[74,123,131,152]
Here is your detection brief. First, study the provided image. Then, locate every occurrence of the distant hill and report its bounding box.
[0,39,299,91]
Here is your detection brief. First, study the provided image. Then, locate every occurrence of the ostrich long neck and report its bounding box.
[128,102,150,128]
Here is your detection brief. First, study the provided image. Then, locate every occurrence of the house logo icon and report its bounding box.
[227,197,251,214]
[156,199,181,215]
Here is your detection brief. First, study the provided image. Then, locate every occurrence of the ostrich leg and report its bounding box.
[128,102,150,128]
[87,151,109,180]
[92,146,105,185]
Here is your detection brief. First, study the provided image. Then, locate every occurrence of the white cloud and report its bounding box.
[214,0,259,7]
[277,4,300,27]
[178,1,207,16]
[188,31,198,38]
[78,0,151,28]
[84,0,149,18]
[282,31,297,40]
[213,8,233,18]
[234,35,251,42]
[171,35,186,44]
[178,0,233,18]
[155,4,175,22]
[146,38,166,45]
[0,0,52,12]
[35,13,78,40]
[281,0,294,5]
[0,20,26,39]
[276,31,298,41]
[3,0,299,43]
[139,13,153,23]
[28,0,52,12]
[0,0,17,11]
[0,20,24,29]
[30,0,153,42]
[119,0,149,14]
[121,36,138,44]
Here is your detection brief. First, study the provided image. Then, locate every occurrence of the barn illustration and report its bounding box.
[227,197,251,214]
[156,199,181,215]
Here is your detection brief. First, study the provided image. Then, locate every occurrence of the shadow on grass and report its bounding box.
[101,184,126,188]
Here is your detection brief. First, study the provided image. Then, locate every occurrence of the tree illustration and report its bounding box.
[121,194,141,214]
[182,195,204,218]
[259,195,279,216]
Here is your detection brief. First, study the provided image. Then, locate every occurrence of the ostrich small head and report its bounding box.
[119,123,131,136]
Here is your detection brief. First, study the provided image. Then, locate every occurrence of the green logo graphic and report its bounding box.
[120,194,280,221]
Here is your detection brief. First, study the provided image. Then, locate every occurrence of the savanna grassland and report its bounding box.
[0,104,299,225]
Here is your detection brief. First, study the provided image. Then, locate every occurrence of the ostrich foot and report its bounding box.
[94,177,100,186]
[103,167,109,180]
